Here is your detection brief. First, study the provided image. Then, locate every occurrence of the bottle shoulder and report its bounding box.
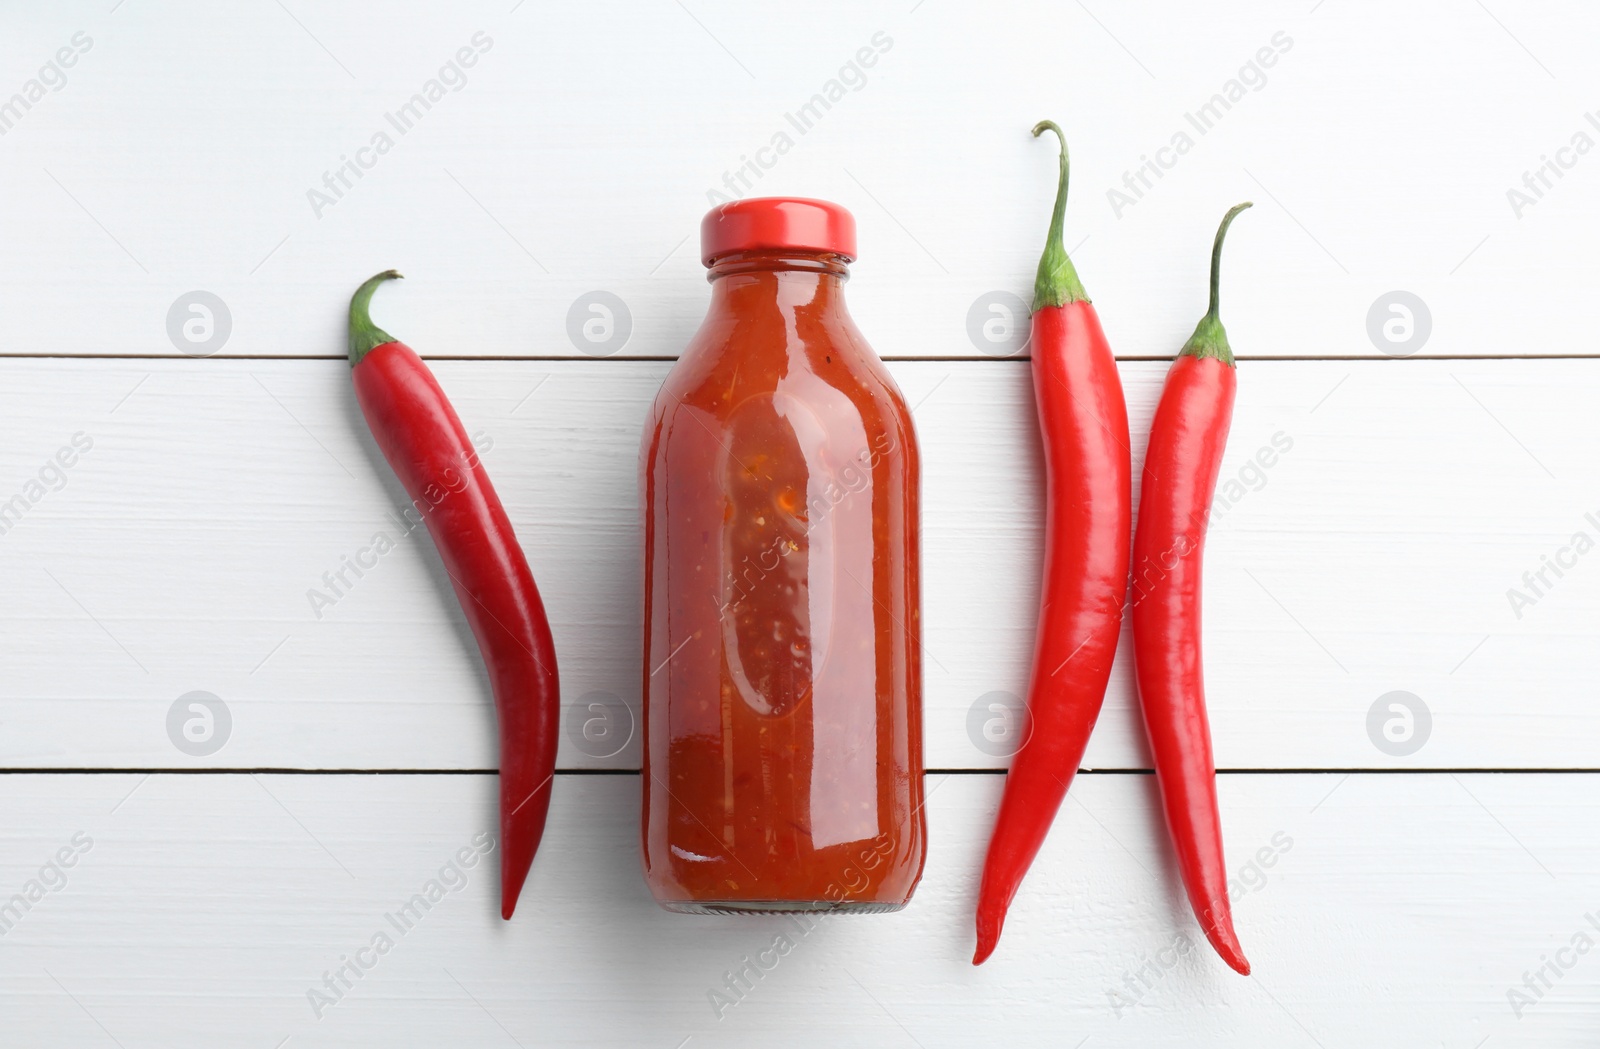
[662,316,908,418]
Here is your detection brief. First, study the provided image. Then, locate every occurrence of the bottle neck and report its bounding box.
[706,249,851,280]
[705,250,852,321]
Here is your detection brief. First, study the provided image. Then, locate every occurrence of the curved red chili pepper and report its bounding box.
[347,271,560,920]
[1130,204,1253,974]
[973,122,1132,964]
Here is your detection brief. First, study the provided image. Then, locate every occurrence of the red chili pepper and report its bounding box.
[1129,204,1253,974]
[348,271,560,920]
[973,122,1132,965]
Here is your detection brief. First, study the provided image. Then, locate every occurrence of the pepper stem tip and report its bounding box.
[1207,202,1252,321]
[348,270,403,366]
[1180,202,1252,366]
[1030,119,1088,311]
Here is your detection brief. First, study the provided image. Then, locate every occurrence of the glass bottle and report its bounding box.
[639,198,926,913]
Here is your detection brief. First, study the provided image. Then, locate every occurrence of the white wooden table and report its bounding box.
[1,1,1595,1044]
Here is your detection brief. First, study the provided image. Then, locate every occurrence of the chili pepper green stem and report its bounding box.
[1031,120,1088,311]
[1179,203,1252,366]
[349,270,403,366]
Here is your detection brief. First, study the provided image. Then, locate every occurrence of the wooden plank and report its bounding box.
[0,356,1593,770]
[1,3,1596,360]
[0,771,1587,1046]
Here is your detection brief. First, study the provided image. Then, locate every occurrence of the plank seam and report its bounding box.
[0,767,1589,776]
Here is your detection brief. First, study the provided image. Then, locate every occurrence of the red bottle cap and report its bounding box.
[700,197,857,266]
